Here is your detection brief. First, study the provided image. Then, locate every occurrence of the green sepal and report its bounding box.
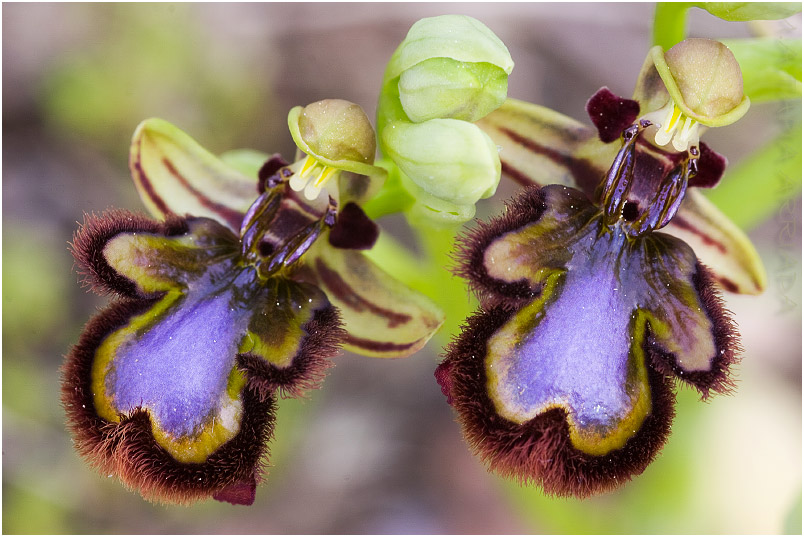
[130,118,259,231]
[300,236,444,358]
[664,189,767,294]
[475,98,612,191]
[705,124,802,230]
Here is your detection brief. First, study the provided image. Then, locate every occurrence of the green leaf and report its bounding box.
[130,118,258,231]
[705,124,802,231]
[722,38,802,102]
[694,2,802,21]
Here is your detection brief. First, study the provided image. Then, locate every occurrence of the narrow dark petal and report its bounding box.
[688,142,727,188]
[70,209,188,297]
[439,305,675,498]
[62,299,276,505]
[585,87,641,143]
[257,154,290,193]
[328,202,380,250]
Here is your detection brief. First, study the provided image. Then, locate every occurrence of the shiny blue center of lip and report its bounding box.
[108,268,258,438]
[505,229,635,428]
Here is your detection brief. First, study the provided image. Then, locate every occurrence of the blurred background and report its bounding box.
[3,3,801,534]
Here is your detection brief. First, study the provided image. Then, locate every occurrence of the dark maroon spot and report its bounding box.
[586,87,641,144]
[671,216,728,254]
[688,142,726,189]
[258,239,275,257]
[498,127,603,196]
[161,158,245,230]
[622,201,639,222]
[213,476,257,506]
[329,202,379,250]
[314,259,412,328]
[258,154,290,193]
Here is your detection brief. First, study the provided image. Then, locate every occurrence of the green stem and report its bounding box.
[361,161,415,220]
[653,3,693,49]
[412,223,477,343]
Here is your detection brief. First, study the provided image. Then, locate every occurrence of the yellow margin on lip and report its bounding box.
[486,272,653,457]
[91,289,245,464]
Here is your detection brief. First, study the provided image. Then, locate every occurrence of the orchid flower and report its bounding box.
[63,102,443,505]
[436,38,753,496]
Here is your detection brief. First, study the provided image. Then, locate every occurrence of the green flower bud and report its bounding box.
[376,15,512,224]
[386,14,513,124]
[381,119,500,207]
[399,57,509,123]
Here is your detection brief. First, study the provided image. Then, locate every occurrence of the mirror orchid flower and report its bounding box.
[477,37,766,295]
[436,38,750,496]
[63,101,444,505]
